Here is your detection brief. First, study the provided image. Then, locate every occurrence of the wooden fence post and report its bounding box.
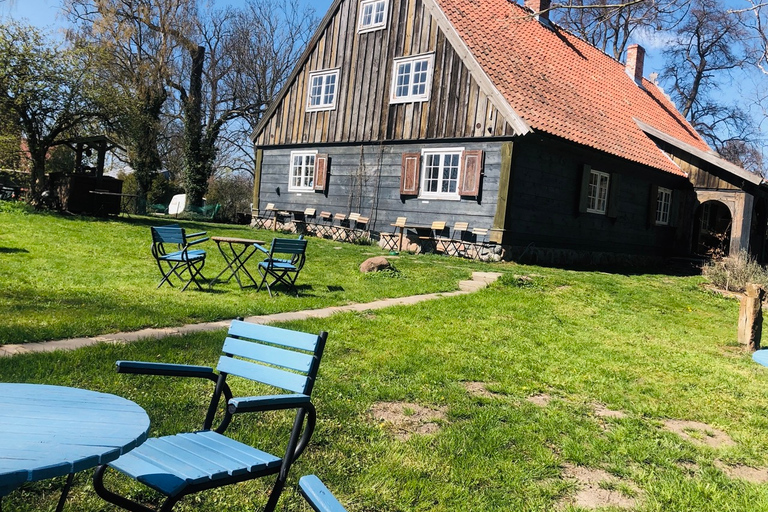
[738,283,765,352]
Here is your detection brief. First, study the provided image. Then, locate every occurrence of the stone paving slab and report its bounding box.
[0,272,502,357]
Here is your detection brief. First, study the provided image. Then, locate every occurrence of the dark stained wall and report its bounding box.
[505,134,690,256]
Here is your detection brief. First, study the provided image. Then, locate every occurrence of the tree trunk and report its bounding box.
[183,45,207,209]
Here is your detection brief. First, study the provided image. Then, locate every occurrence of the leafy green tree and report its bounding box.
[0,22,99,205]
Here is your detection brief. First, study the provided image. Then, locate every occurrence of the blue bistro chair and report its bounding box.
[93,320,328,512]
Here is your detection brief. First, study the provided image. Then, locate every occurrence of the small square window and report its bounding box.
[289,151,317,192]
[358,0,388,32]
[390,54,434,103]
[306,69,339,111]
[587,170,610,214]
[656,187,672,225]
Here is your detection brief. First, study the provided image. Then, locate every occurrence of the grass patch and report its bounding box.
[3,261,768,511]
[0,211,478,344]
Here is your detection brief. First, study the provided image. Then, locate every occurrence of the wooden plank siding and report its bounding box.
[252,0,512,148]
[258,142,503,234]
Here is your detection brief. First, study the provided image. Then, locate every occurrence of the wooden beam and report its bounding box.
[252,149,263,215]
[491,141,514,244]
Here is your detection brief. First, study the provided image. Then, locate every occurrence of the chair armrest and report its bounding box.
[227,393,311,414]
[187,231,207,238]
[299,475,348,512]
[116,361,215,379]
[253,243,270,254]
[187,237,209,246]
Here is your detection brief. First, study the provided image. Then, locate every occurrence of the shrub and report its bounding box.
[702,249,768,292]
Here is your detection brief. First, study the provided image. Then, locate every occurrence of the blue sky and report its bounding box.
[2,0,333,29]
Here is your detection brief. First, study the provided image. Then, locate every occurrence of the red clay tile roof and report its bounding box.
[434,0,710,176]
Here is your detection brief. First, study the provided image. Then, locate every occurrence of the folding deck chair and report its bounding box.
[150,225,208,291]
[93,320,328,512]
[255,237,308,297]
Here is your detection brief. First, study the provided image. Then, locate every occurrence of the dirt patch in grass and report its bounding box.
[592,403,628,419]
[370,401,448,441]
[527,393,552,407]
[663,419,735,448]
[558,463,641,510]
[714,460,768,483]
[463,381,502,399]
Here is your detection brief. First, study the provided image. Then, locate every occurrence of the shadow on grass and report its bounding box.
[0,247,28,254]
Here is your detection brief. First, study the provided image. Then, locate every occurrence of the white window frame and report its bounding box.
[288,150,317,192]
[418,148,463,201]
[306,69,340,112]
[358,0,388,33]
[656,187,672,225]
[587,169,610,214]
[390,53,435,104]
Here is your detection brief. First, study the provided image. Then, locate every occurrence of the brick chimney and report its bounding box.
[625,44,645,85]
[524,0,551,21]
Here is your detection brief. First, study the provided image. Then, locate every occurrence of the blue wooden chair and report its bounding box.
[254,237,308,297]
[93,320,328,512]
[299,475,348,512]
[150,225,208,291]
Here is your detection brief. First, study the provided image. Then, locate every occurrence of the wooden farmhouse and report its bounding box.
[250,0,768,264]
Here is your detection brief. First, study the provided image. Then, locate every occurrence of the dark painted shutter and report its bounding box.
[459,150,484,197]
[648,184,659,228]
[607,173,620,218]
[669,190,679,227]
[314,154,329,192]
[578,164,591,214]
[400,153,420,196]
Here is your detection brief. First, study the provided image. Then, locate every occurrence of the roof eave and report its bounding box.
[423,0,531,136]
[635,118,765,187]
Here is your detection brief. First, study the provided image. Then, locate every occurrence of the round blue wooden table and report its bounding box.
[0,383,150,508]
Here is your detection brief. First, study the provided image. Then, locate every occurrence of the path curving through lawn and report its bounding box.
[0,272,501,357]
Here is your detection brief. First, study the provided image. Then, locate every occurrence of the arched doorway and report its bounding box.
[692,200,732,258]
[750,198,768,264]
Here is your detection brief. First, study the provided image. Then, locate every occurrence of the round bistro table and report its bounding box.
[0,383,150,510]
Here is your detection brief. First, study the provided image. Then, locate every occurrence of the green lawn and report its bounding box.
[0,206,478,344]
[2,207,768,511]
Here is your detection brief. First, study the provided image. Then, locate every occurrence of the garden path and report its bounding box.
[0,272,501,357]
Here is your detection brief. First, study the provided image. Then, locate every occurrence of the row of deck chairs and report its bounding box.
[383,217,495,258]
[254,204,370,243]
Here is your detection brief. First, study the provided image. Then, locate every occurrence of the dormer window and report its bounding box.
[306,69,339,111]
[358,0,388,32]
[390,53,434,103]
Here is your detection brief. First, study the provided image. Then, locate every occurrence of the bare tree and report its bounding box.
[211,0,316,178]
[551,0,687,60]
[659,0,759,163]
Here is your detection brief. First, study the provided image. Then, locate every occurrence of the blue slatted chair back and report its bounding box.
[271,237,307,256]
[151,225,186,246]
[217,320,324,396]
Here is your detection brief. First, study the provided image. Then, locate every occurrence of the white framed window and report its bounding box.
[587,169,610,214]
[656,187,672,225]
[306,69,339,111]
[390,53,434,103]
[419,148,463,200]
[289,150,317,191]
[358,0,388,32]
